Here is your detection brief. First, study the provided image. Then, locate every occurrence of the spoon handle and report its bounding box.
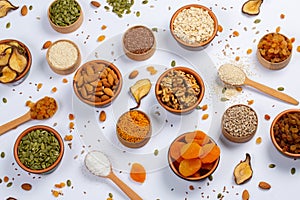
[107,172,143,200]
[244,78,299,105]
[0,111,32,136]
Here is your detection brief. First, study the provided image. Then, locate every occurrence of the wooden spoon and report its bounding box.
[0,96,57,136]
[85,151,143,200]
[218,64,299,105]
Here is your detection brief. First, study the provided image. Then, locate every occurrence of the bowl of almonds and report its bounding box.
[155,66,205,114]
[73,60,123,107]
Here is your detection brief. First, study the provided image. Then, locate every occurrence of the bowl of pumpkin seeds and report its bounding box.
[47,0,83,33]
[14,125,64,174]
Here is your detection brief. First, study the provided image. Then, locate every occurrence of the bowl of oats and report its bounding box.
[155,67,205,114]
[170,4,218,51]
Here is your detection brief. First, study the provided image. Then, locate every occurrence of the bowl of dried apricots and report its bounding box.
[168,130,220,181]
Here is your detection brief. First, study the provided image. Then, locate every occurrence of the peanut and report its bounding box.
[258,181,271,190]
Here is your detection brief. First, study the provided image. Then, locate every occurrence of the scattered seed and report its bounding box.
[2,98,7,103]
[269,164,276,168]
[109,193,113,198]
[291,167,296,175]
[29,5,33,10]
[136,11,140,17]
[0,152,5,158]
[222,87,227,93]
[208,175,213,181]
[66,179,71,187]
[154,149,159,156]
[152,27,158,32]
[221,97,229,102]
[277,87,284,91]
[254,19,261,24]
[171,60,176,67]
[6,182,13,187]
[6,22,11,29]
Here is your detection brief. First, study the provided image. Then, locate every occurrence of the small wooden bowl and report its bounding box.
[48,0,83,34]
[221,104,258,143]
[46,39,81,75]
[155,67,205,114]
[270,109,300,158]
[170,4,218,51]
[73,60,123,107]
[14,125,64,174]
[0,39,32,85]
[257,32,292,70]
[168,132,220,181]
[116,110,152,148]
[122,25,156,61]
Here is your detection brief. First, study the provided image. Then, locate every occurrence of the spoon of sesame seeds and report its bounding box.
[218,64,299,105]
[0,96,58,136]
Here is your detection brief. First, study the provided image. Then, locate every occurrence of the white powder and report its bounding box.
[85,151,111,177]
[218,64,246,86]
[48,41,78,69]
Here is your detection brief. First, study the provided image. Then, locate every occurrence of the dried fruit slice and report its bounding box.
[130,78,151,109]
[0,66,17,83]
[9,47,27,73]
[242,0,263,15]
[0,44,12,66]
[179,158,201,177]
[0,0,18,18]
[233,153,253,184]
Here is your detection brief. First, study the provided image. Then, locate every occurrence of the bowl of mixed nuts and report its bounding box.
[257,32,293,70]
[48,0,83,33]
[168,130,220,181]
[14,125,64,174]
[73,60,123,107]
[170,4,218,51]
[270,109,300,158]
[155,66,205,114]
[0,39,32,85]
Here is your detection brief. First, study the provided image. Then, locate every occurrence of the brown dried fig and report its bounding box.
[233,153,253,184]
[242,0,263,15]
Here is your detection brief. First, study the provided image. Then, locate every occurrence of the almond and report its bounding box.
[21,183,32,191]
[258,181,271,190]
[129,70,139,79]
[103,87,114,97]
[242,189,250,200]
[21,5,28,16]
[91,1,100,8]
[42,41,52,49]
[99,110,106,122]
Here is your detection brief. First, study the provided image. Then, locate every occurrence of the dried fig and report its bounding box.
[242,0,263,15]
[0,0,18,18]
[0,66,17,83]
[233,153,253,184]
[9,47,27,73]
[130,78,151,109]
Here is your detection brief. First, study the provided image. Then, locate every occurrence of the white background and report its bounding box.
[1,0,300,199]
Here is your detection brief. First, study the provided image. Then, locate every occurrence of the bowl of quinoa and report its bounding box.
[170,4,218,50]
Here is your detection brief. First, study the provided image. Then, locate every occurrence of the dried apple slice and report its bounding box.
[9,47,27,73]
[0,44,12,66]
[233,153,253,184]
[0,0,19,18]
[242,0,263,15]
[130,78,152,109]
[0,66,17,83]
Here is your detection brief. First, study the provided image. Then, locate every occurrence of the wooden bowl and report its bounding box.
[73,60,122,107]
[46,39,81,75]
[270,109,300,158]
[170,4,218,51]
[14,125,64,174]
[0,39,32,85]
[155,67,205,114]
[257,32,292,70]
[116,110,152,148]
[122,25,156,61]
[221,104,258,143]
[168,131,220,181]
[48,0,83,34]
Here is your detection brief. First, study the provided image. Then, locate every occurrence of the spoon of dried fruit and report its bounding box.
[0,96,58,136]
[218,64,299,105]
[85,150,143,200]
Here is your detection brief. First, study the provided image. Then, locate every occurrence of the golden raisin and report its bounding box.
[297,46,300,52]
[69,113,75,120]
[256,137,262,144]
[202,114,209,120]
[276,26,281,33]
[51,87,57,93]
[290,37,295,43]
[246,48,252,54]
[97,35,106,42]
[264,114,270,120]
[236,87,243,92]
[280,14,285,19]
[235,56,240,61]
[37,83,43,91]
[101,25,107,30]
[69,122,75,129]
[62,78,68,83]
[247,100,254,105]
[3,176,9,182]
[233,31,239,37]
[218,25,223,32]
[64,135,73,141]
[201,104,208,111]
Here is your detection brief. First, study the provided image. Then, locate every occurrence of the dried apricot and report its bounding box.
[179,158,201,177]
[169,141,185,162]
[180,142,201,159]
[130,163,146,183]
[201,145,220,164]
[185,130,209,145]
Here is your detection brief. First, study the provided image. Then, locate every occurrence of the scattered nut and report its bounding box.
[42,41,52,49]
[21,5,28,16]
[242,189,250,200]
[258,181,271,190]
[129,70,139,79]
[21,183,32,191]
[99,110,106,122]
[91,1,100,8]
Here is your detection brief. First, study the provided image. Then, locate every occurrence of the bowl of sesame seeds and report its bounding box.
[170,4,218,51]
[221,104,258,143]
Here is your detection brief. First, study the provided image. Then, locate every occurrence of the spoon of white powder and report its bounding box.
[218,64,299,105]
[85,151,142,200]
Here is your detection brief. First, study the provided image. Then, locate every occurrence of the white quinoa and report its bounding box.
[85,151,111,177]
[173,6,215,44]
[48,41,78,69]
[218,64,246,86]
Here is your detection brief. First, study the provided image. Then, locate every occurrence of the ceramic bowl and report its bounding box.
[170,4,218,51]
[270,109,300,158]
[48,0,83,34]
[122,25,156,61]
[73,60,122,107]
[168,131,220,181]
[257,32,292,70]
[46,39,81,75]
[0,39,32,85]
[14,125,64,174]
[116,110,152,148]
[155,67,205,114]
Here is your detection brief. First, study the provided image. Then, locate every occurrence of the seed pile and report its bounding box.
[218,64,246,86]
[17,129,61,170]
[222,105,258,138]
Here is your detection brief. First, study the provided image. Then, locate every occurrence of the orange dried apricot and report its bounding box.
[179,158,202,177]
[169,141,185,162]
[199,143,215,158]
[180,142,201,160]
[185,130,209,145]
[130,163,146,183]
[201,145,220,164]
